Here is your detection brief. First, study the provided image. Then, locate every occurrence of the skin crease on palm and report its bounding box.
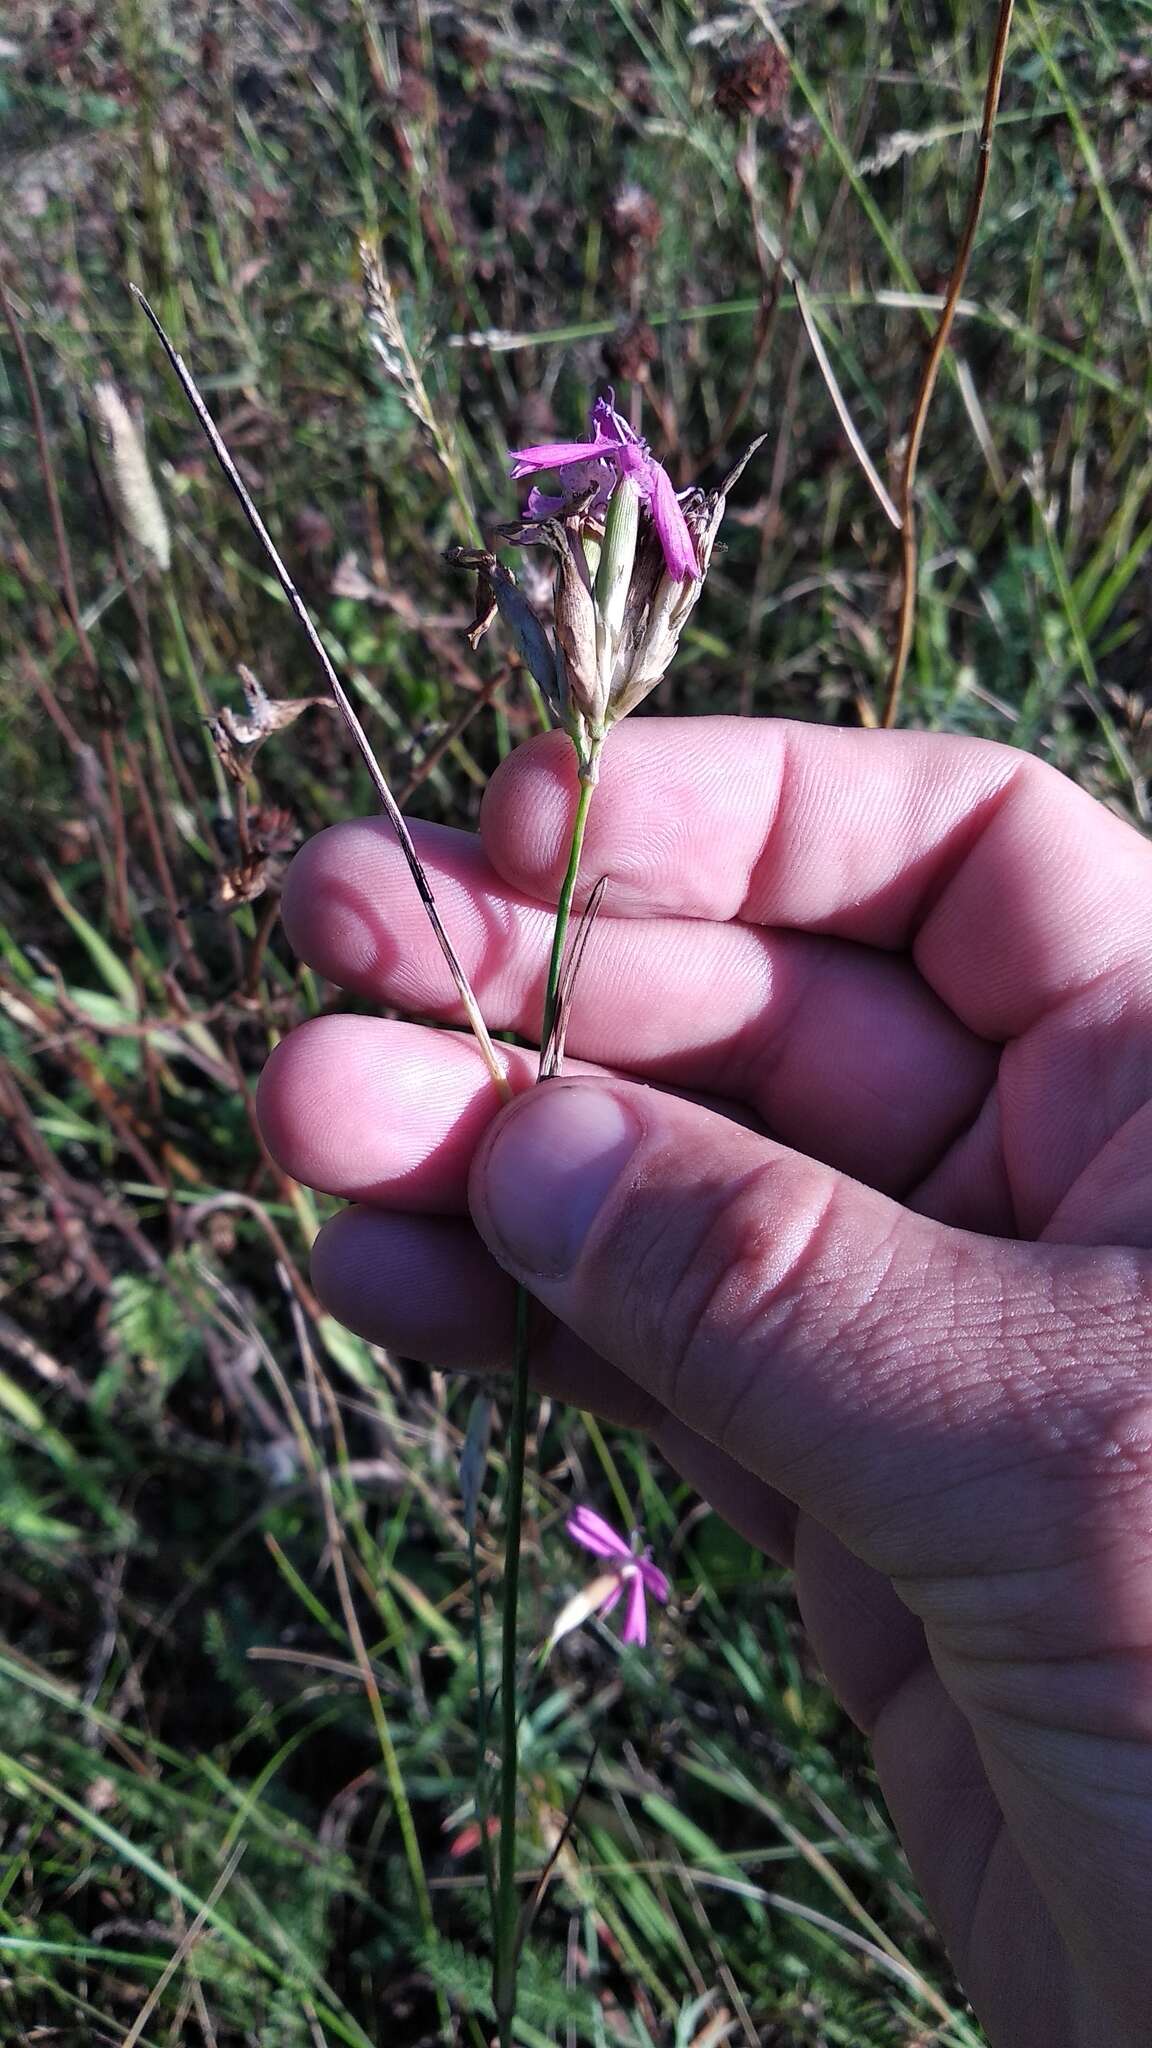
[257,716,1152,2048]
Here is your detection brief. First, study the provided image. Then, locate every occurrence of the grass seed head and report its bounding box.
[89,379,171,572]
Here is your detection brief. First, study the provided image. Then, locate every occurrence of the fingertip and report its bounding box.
[256,1014,376,1195]
[310,1204,516,1365]
[280,817,393,988]
[257,1014,527,1206]
[278,824,321,957]
[255,1022,310,1168]
[470,1078,645,1281]
[310,1206,497,1356]
[310,1203,359,1321]
[310,1203,665,1422]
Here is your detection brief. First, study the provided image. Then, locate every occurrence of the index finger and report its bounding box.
[480,720,1152,1037]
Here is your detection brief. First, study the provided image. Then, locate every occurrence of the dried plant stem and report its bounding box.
[131,285,510,1104]
[493,752,600,2044]
[397,665,508,806]
[1,271,126,911]
[162,577,230,804]
[793,282,901,532]
[94,482,209,844]
[466,1531,496,1914]
[121,1843,245,2048]
[882,0,1015,728]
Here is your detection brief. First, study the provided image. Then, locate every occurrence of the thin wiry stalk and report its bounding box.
[0,272,99,686]
[467,1522,497,1915]
[517,1741,599,1945]
[493,752,601,2044]
[131,284,511,1105]
[161,576,230,804]
[121,1842,245,2048]
[792,281,902,533]
[540,879,608,1082]
[460,1391,497,1919]
[249,1290,442,2005]
[882,0,1016,729]
[397,666,507,806]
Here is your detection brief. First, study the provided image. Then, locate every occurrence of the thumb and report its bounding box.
[468,1077,1152,1598]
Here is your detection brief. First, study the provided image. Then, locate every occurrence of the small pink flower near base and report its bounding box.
[563,1504,671,1648]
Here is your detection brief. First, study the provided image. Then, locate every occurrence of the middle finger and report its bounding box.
[283,819,996,1191]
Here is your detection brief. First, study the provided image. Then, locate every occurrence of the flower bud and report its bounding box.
[609,565,700,723]
[593,476,639,645]
[550,526,606,732]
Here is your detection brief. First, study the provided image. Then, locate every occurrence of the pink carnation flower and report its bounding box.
[509,392,699,582]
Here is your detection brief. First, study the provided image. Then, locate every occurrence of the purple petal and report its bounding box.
[620,1572,648,1646]
[524,486,568,518]
[648,461,700,580]
[526,467,614,521]
[596,1581,623,1620]
[509,434,623,478]
[639,1558,671,1605]
[566,1505,632,1562]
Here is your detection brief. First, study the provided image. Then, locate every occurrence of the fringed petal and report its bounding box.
[620,1571,648,1646]
[648,461,700,580]
[639,1558,671,1606]
[509,433,622,476]
[566,1505,633,1561]
[524,486,568,518]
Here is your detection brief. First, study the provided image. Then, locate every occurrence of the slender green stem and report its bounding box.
[468,1523,497,1916]
[162,577,229,803]
[493,751,600,2044]
[494,1284,531,2042]
[540,765,599,1057]
[580,1410,635,1532]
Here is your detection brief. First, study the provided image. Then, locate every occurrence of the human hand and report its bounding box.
[258,718,1152,2048]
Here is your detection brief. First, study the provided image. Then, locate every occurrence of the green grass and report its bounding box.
[1,1,1150,2041]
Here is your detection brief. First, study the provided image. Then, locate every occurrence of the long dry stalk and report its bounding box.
[131,285,510,1104]
[882,0,1016,728]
